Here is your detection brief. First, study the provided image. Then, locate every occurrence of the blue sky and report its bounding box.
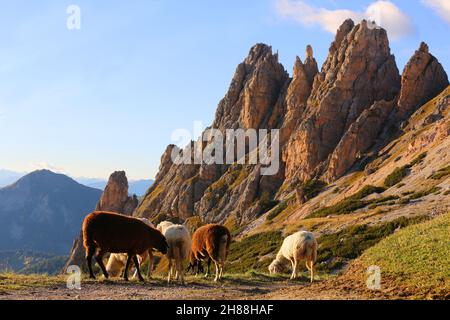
[0,0,449,180]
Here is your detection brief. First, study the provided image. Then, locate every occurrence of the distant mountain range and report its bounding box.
[0,170,102,255]
[0,170,153,196]
[0,169,26,188]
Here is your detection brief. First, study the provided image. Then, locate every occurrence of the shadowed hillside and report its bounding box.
[0,170,101,256]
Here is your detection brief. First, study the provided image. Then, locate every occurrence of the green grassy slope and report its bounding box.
[360,213,450,297]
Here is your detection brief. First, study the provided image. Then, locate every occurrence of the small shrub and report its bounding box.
[259,192,279,215]
[429,165,450,180]
[398,198,410,205]
[348,185,386,201]
[384,166,409,187]
[300,179,327,200]
[383,153,427,188]
[227,231,283,273]
[266,201,288,221]
[310,185,386,218]
[408,186,441,200]
[408,152,427,167]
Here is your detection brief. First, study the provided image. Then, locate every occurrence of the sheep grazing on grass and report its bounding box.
[82,211,168,282]
[269,231,317,282]
[188,224,231,282]
[157,221,192,284]
[106,218,155,279]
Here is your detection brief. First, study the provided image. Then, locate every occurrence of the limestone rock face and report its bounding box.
[214,43,289,130]
[136,44,290,224]
[63,171,138,272]
[325,100,395,181]
[280,46,319,143]
[284,20,401,183]
[397,42,449,120]
[96,171,135,214]
[135,20,448,232]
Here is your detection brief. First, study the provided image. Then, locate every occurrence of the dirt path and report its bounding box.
[0,275,375,300]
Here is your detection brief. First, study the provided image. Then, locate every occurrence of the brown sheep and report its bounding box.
[188,224,231,282]
[82,211,168,282]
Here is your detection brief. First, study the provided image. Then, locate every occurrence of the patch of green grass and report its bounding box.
[0,273,66,292]
[384,166,409,187]
[317,215,429,272]
[408,186,442,200]
[299,179,327,200]
[332,187,340,194]
[259,191,279,215]
[266,201,288,221]
[361,213,450,298]
[309,185,387,218]
[429,165,450,180]
[227,231,283,274]
[408,152,427,167]
[384,153,427,188]
[349,185,387,200]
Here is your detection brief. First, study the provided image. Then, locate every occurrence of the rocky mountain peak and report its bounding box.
[213,43,289,130]
[419,41,429,53]
[303,45,318,85]
[330,19,355,54]
[397,42,449,119]
[135,19,448,232]
[285,20,401,183]
[244,43,275,65]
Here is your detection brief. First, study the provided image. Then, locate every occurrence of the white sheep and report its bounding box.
[105,218,155,279]
[268,231,318,282]
[157,221,192,284]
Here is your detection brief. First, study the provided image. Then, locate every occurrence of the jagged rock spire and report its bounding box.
[284,19,401,183]
[397,42,449,119]
[213,43,289,130]
[63,171,138,272]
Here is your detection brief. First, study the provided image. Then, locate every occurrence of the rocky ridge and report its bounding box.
[135,19,449,234]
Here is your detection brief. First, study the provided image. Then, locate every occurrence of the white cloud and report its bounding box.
[31,162,66,174]
[422,0,450,24]
[275,0,414,40]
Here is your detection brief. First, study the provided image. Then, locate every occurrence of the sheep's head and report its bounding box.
[268,260,286,274]
[157,220,174,234]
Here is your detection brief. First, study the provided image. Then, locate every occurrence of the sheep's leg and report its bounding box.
[133,255,145,282]
[95,251,109,279]
[147,250,153,278]
[167,259,173,284]
[195,260,202,277]
[294,259,300,279]
[290,260,297,280]
[177,259,184,285]
[124,254,133,281]
[305,261,312,271]
[310,261,314,283]
[132,255,143,279]
[213,261,220,282]
[219,261,225,280]
[205,258,211,278]
[86,247,96,279]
